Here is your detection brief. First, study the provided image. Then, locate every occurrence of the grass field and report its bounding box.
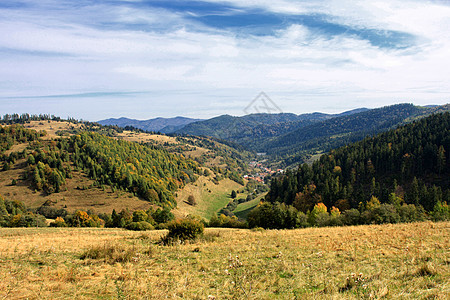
[233,195,264,220]
[0,221,448,299]
[174,177,244,220]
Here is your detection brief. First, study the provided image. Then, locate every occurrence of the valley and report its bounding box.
[0,105,449,228]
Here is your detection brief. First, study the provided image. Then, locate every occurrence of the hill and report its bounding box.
[175,104,449,168]
[266,112,450,215]
[0,118,262,217]
[97,116,203,133]
[176,109,369,150]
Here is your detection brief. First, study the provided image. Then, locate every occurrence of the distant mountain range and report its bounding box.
[98,108,369,136]
[97,116,203,133]
[174,108,369,149]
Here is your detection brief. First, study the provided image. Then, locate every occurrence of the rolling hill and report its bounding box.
[0,118,261,218]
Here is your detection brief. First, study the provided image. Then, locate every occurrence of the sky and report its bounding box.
[0,0,449,121]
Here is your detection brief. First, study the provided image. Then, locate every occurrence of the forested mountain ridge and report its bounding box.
[175,108,369,149]
[266,112,450,214]
[263,103,428,165]
[97,116,203,133]
[1,127,202,208]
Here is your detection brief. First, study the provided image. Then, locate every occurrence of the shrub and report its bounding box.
[248,202,302,229]
[50,216,67,227]
[209,214,246,228]
[151,208,174,224]
[341,209,361,225]
[370,204,400,224]
[296,211,309,228]
[398,204,426,222]
[132,210,148,222]
[432,201,450,221]
[163,218,204,243]
[126,221,154,231]
[308,203,329,226]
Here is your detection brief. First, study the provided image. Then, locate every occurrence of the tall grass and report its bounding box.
[0,222,448,299]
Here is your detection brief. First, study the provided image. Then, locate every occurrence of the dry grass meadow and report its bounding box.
[0,221,448,299]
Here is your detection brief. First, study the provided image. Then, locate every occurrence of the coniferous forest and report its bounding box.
[252,112,449,228]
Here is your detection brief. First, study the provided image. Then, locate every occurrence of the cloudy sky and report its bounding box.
[1,0,449,121]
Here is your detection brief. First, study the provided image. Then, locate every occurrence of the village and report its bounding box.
[244,159,284,183]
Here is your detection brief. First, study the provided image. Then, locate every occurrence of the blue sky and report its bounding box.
[0,0,449,120]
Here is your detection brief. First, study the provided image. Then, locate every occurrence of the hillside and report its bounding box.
[264,103,427,165]
[0,119,260,217]
[176,104,449,168]
[97,116,202,133]
[266,112,450,214]
[175,109,369,150]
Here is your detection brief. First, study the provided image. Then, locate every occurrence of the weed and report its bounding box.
[225,254,253,299]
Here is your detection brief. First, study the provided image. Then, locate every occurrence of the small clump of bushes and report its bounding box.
[161,218,204,245]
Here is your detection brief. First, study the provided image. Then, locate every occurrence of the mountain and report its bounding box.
[262,104,450,166]
[0,117,257,216]
[97,116,203,133]
[176,109,369,149]
[262,104,422,162]
[266,111,450,214]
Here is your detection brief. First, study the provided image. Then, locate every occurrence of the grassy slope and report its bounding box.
[233,194,265,219]
[174,176,244,220]
[0,222,448,299]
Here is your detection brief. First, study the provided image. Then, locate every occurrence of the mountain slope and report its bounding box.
[176,109,369,149]
[97,116,203,133]
[0,118,259,216]
[266,111,450,213]
[263,104,424,162]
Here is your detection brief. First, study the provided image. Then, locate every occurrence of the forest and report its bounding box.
[251,112,450,228]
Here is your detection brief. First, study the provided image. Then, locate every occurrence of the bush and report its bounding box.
[432,201,450,221]
[163,218,204,243]
[208,214,247,228]
[50,216,67,227]
[398,204,426,222]
[248,202,300,229]
[369,204,400,224]
[296,211,309,228]
[126,221,154,231]
[341,209,361,226]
